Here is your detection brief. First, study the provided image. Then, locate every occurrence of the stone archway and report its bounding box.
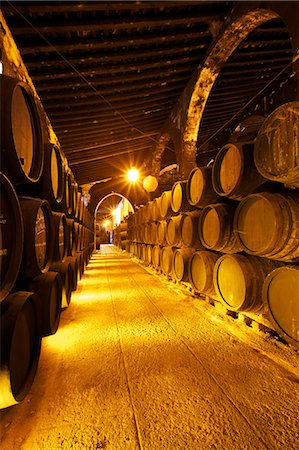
[94,192,134,217]
[182,9,279,175]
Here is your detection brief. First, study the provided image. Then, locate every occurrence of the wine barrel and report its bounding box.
[172,248,195,282]
[0,173,24,302]
[187,166,219,208]
[0,75,43,185]
[213,254,279,312]
[50,260,72,308]
[66,218,75,256]
[160,246,175,276]
[0,291,41,409]
[152,196,162,221]
[66,255,79,293]
[254,102,299,187]
[63,169,74,216]
[263,266,299,346]
[27,271,62,336]
[141,243,147,263]
[180,210,202,248]
[160,190,172,218]
[146,245,153,266]
[157,220,167,245]
[188,250,219,296]
[212,142,267,200]
[171,181,191,213]
[52,212,67,262]
[149,221,157,244]
[198,203,241,253]
[234,192,299,262]
[19,197,54,279]
[166,215,183,246]
[152,245,161,269]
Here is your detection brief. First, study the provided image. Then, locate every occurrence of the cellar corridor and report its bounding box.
[0,245,298,450]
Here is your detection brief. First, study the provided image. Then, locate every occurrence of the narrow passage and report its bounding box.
[1,245,298,450]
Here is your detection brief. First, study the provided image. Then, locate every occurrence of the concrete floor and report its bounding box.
[1,245,298,450]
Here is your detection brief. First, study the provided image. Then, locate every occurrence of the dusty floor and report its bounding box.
[0,244,298,450]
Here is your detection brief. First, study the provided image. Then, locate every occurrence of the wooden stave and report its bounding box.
[0,173,24,302]
[0,291,42,409]
[27,271,62,337]
[187,166,219,208]
[234,192,299,262]
[188,250,219,296]
[49,259,73,308]
[18,197,54,280]
[254,102,299,188]
[213,253,279,313]
[180,210,202,248]
[212,142,267,200]
[171,180,191,213]
[166,214,183,247]
[198,202,242,254]
[262,265,299,347]
[172,247,195,282]
[0,75,44,185]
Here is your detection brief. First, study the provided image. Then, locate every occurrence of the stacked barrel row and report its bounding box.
[0,74,94,409]
[126,102,299,349]
[113,222,129,251]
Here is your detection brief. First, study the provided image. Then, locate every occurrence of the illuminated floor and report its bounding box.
[1,245,298,450]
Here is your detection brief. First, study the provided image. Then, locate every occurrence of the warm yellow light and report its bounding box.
[112,209,117,216]
[103,220,109,227]
[127,168,139,183]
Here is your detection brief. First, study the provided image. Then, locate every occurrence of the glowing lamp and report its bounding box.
[127,168,139,183]
[143,175,158,192]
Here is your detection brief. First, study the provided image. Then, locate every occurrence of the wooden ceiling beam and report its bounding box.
[9,14,222,35]
[44,84,185,109]
[25,42,206,69]
[3,2,210,15]
[35,65,195,93]
[20,30,210,55]
[41,75,189,101]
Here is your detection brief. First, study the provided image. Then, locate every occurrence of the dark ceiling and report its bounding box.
[2,1,297,203]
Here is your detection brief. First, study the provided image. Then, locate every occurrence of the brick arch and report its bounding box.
[181,9,279,175]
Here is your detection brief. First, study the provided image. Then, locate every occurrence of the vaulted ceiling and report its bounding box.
[2,1,296,203]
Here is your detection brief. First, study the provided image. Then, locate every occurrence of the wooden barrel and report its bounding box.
[166,215,183,246]
[144,224,151,244]
[254,102,299,187]
[234,192,299,262]
[146,245,153,266]
[198,203,241,253]
[212,142,267,200]
[66,255,79,293]
[172,248,195,282]
[150,221,157,244]
[141,243,147,263]
[152,196,162,221]
[213,254,279,312]
[160,190,172,218]
[157,220,167,245]
[263,266,299,346]
[152,245,161,269]
[171,181,191,213]
[52,212,67,262]
[76,251,85,279]
[187,166,219,208]
[0,75,43,185]
[18,143,65,207]
[0,291,41,408]
[0,173,24,302]
[27,271,62,336]
[180,210,202,248]
[50,260,72,308]
[188,250,219,296]
[63,169,74,216]
[66,218,75,256]
[19,197,54,279]
[160,246,175,276]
